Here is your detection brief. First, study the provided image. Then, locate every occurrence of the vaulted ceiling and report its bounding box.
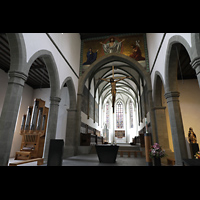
[87,60,142,107]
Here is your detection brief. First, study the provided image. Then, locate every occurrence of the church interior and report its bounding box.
[1,33,200,166]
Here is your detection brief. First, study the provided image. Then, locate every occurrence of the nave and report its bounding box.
[2,33,200,166]
[9,154,146,166]
[8,143,146,166]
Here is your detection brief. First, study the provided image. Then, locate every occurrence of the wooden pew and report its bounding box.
[118,150,143,158]
[167,157,175,166]
[9,158,44,166]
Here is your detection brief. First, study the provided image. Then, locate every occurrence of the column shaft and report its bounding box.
[43,96,61,162]
[164,91,188,165]
[0,71,27,166]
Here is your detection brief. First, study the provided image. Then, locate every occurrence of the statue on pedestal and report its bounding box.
[188,127,197,144]
[188,127,199,158]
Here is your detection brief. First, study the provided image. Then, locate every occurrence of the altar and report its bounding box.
[95,145,119,163]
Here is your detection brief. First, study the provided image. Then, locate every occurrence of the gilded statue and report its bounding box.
[188,127,197,144]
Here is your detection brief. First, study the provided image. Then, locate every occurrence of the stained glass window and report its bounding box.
[130,101,133,128]
[116,101,123,129]
[106,101,109,128]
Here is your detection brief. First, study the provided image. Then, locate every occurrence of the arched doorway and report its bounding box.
[75,53,156,164]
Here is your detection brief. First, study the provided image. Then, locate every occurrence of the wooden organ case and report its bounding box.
[15,99,49,160]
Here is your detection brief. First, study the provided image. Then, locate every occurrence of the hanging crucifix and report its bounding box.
[99,66,131,113]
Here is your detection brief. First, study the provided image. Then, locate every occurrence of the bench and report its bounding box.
[15,151,31,160]
[9,158,44,166]
[167,157,175,166]
[118,150,143,158]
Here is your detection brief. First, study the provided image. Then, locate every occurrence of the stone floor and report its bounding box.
[9,153,146,166]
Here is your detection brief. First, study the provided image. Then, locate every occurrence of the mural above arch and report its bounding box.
[80,33,149,76]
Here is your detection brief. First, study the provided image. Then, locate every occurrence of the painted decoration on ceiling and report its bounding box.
[80,33,149,76]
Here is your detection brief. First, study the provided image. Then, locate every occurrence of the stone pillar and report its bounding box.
[146,90,157,143]
[74,93,83,155]
[43,96,61,163]
[191,57,200,88]
[0,71,27,166]
[153,106,170,150]
[63,108,77,158]
[164,91,188,165]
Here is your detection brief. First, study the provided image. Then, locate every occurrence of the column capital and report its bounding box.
[164,91,180,99]
[8,70,28,86]
[152,106,166,110]
[50,96,61,105]
[164,91,180,103]
[190,56,200,69]
[77,93,83,97]
[190,57,200,76]
[67,108,77,112]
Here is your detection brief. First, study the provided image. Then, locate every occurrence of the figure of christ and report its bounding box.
[100,76,131,113]
[100,37,125,54]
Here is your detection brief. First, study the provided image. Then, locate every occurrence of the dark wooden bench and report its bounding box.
[167,157,175,166]
[9,158,44,166]
[118,150,143,158]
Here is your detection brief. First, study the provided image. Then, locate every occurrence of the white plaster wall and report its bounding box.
[146,33,165,71]
[48,33,81,77]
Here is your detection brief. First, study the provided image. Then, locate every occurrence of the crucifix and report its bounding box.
[99,66,131,113]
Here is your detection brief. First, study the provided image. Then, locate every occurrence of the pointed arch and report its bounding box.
[26,50,60,98]
[61,77,76,110]
[75,53,156,155]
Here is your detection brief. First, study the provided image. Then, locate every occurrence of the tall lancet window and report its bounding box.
[130,101,134,128]
[106,101,110,128]
[116,101,123,129]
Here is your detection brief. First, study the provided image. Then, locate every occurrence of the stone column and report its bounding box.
[0,71,27,166]
[43,96,61,163]
[146,89,157,143]
[164,91,188,165]
[153,106,170,150]
[63,108,77,158]
[191,57,200,88]
[74,93,83,155]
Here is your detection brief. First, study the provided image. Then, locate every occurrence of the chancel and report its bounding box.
[0,33,200,166]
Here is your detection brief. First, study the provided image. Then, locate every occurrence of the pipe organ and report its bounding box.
[15,99,49,160]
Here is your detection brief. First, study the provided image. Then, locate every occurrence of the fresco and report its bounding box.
[80,33,149,75]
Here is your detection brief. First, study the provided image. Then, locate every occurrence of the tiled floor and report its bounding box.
[9,153,146,166]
